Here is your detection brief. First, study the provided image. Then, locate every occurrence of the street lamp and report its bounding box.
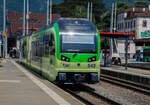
[23,0,26,36]
[3,0,7,58]
[26,0,29,35]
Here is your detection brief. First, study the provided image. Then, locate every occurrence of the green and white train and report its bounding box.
[18,18,101,84]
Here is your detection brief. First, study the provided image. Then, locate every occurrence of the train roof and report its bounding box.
[56,18,96,32]
[56,18,94,26]
[58,18,88,20]
[17,18,96,39]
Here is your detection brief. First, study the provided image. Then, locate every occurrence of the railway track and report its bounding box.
[100,74,150,96]
[18,61,119,105]
[59,84,121,105]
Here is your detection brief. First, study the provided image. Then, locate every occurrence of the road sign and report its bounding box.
[2,33,6,37]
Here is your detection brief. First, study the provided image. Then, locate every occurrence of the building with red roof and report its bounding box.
[6,11,61,51]
[117,7,150,39]
[116,6,150,59]
[7,11,60,37]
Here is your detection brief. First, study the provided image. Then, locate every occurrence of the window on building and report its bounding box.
[129,22,130,29]
[117,24,119,30]
[134,20,136,28]
[128,22,130,29]
[125,22,127,28]
[133,31,136,33]
[118,16,120,21]
[143,20,147,27]
[130,21,132,28]
[120,23,121,30]
[122,23,123,29]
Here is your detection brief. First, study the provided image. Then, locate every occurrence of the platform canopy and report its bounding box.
[99,32,136,38]
[134,38,150,46]
[99,31,136,70]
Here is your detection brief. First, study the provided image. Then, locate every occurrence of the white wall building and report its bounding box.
[116,7,150,59]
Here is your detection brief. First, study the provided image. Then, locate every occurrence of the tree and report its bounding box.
[117,2,129,11]
[101,2,129,32]
[73,5,87,18]
[100,2,129,48]
[101,9,111,32]
[134,0,149,8]
[53,0,105,26]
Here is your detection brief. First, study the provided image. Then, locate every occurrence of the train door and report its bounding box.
[49,32,56,81]
[50,33,55,64]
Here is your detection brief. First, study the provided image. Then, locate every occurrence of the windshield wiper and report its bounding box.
[89,49,97,53]
[73,53,77,58]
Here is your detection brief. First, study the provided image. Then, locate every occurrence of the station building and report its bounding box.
[6,11,61,52]
[116,7,150,59]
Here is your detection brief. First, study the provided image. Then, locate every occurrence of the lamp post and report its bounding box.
[26,0,29,35]
[3,0,7,58]
[87,2,90,20]
[90,2,93,22]
[47,0,49,25]
[23,0,26,36]
[50,0,52,24]
[46,0,52,25]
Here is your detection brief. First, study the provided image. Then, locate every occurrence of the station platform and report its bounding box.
[128,62,150,69]
[101,64,150,85]
[0,59,84,105]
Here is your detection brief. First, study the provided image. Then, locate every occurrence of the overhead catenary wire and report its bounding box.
[26,0,29,35]
[50,0,52,24]
[87,2,90,20]
[23,0,26,36]
[90,2,93,22]
[47,0,49,25]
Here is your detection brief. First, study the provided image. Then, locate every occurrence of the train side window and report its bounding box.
[45,35,50,55]
[35,41,38,56]
[49,34,53,46]
[31,42,34,59]
[50,33,55,55]
[23,41,26,58]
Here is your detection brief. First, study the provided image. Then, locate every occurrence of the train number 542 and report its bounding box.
[88,64,96,68]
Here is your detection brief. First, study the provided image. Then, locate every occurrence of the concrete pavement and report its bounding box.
[0,59,84,105]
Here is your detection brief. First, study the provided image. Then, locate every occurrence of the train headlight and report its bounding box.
[88,56,96,62]
[61,55,70,62]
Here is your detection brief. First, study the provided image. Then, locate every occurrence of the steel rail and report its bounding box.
[60,84,121,105]
[101,74,150,96]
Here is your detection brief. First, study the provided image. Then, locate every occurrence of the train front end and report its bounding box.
[55,18,100,84]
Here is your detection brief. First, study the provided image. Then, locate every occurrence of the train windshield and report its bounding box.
[60,34,97,53]
[57,18,98,53]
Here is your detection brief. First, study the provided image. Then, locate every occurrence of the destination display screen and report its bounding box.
[61,34,97,53]
[62,35,94,44]
[64,25,92,31]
